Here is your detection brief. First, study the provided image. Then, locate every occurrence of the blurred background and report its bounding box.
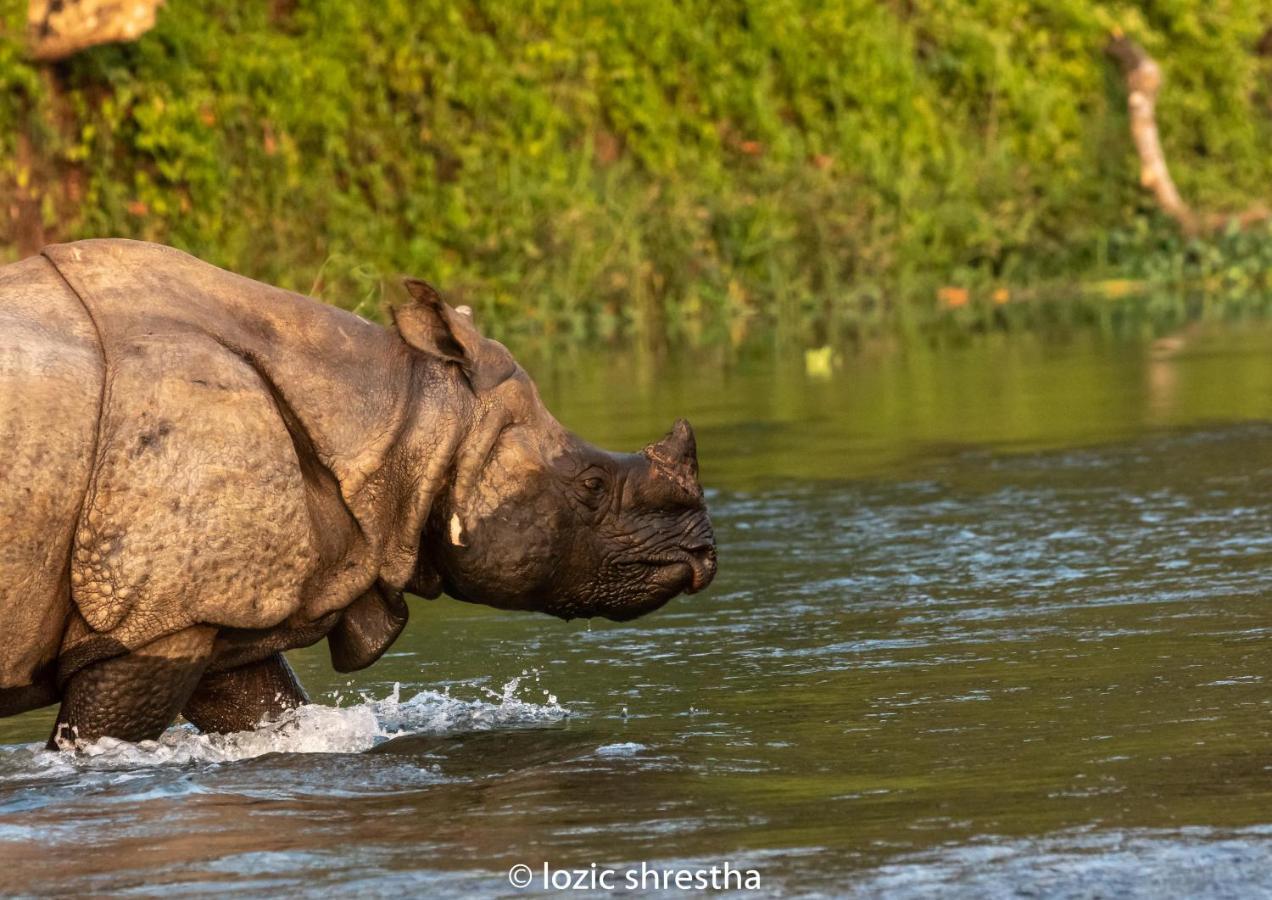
[4,4,1272,896]
[10,0,1272,358]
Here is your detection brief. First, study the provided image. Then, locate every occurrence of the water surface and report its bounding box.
[1,324,1271,897]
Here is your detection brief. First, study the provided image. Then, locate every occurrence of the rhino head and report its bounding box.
[393,279,716,621]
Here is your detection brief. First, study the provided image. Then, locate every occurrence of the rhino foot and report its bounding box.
[49,626,217,749]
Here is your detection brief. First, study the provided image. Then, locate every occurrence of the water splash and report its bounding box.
[0,676,568,778]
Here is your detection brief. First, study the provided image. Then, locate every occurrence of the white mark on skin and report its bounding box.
[449,513,466,547]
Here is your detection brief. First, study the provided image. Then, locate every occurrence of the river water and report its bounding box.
[1,324,1270,897]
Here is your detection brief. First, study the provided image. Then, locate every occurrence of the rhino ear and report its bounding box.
[392,278,474,371]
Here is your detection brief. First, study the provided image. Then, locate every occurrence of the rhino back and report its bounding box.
[0,255,102,708]
[44,241,413,499]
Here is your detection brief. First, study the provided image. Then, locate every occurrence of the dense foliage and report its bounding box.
[5,0,1272,347]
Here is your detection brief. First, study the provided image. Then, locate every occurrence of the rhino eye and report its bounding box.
[575,471,609,509]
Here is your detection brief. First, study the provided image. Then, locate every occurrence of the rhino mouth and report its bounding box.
[646,544,717,596]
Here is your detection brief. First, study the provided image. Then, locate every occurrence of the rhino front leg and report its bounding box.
[49,626,218,749]
[181,653,309,735]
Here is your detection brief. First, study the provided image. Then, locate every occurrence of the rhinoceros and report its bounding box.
[0,239,716,747]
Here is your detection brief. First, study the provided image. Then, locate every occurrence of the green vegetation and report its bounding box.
[6,1,1272,349]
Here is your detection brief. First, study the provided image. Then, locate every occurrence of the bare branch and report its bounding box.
[1105,35,1198,234]
[1106,33,1268,235]
[28,0,163,62]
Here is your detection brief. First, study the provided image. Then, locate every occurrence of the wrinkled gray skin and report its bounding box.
[0,240,715,748]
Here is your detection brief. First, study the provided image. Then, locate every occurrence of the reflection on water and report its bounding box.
[1,324,1271,896]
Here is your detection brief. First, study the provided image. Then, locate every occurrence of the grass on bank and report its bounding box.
[5,1,1272,351]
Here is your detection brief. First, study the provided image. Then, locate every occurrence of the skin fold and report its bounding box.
[0,240,716,749]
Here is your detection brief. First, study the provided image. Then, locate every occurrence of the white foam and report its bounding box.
[595,742,646,757]
[0,676,568,776]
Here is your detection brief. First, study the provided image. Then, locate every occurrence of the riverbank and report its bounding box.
[5,2,1272,348]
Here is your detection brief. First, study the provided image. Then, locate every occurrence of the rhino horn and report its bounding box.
[643,418,699,480]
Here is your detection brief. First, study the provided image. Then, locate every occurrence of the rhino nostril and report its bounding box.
[682,544,717,593]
